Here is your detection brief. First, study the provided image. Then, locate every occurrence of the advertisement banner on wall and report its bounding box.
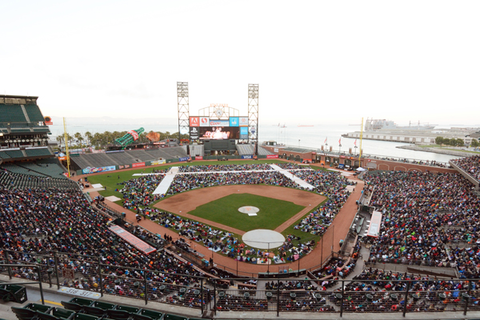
[242,155,253,159]
[194,156,203,160]
[229,117,239,127]
[266,155,279,159]
[199,117,209,127]
[132,162,146,168]
[239,117,249,126]
[118,164,132,170]
[209,120,229,127]
[240,127,249,139]
[82,165,116,174]
[151,159,166,165]
[189,127,200,140]
[179,157,190,162]
[189,117,200,127]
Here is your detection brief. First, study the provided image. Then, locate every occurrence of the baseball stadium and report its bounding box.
[1,88,480,320]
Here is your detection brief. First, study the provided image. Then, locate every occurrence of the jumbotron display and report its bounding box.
[189,116,249,140]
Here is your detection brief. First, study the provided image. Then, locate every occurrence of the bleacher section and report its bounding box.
[24,147,52,157]
[0,170,78,190]
[236,144,254,155]
[70,147,189,170]
[0,149,25,159]
[1,159,67,179]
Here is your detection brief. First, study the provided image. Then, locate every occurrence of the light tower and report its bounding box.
[248,84,259,155]
[177,82,190,141]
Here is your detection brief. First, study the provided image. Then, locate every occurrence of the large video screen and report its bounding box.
[199,127,240,140]
[189,116,249,140]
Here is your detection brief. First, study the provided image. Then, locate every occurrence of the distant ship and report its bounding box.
[364,118,436,131]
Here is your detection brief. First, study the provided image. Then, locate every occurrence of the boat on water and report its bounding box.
[365,118,436,131]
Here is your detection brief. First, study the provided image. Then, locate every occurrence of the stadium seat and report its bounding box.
[115,305,140,314]
[24,303,53,314]
[137,309,164,320]
[90,301,116,310]
[129,314,152,320]
[11,306,38,320]
[82,306,105,317]
[105,309,131,319]
[36,311,60,320]
[72,314,100,320]
[51,308,75,320]
[68,298,93,306]
[163,314,188,320]
[61,301,84,313]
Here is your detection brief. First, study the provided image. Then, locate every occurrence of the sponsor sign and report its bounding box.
[239,117,249,126]
[132,162,146,168]
[82,166,116,174]
[58,156,67,161]
[229,117,239,127]
[195,156,203,160]
[240,127,249,139]
[58,287,101,299]
[151,159,166,165]
[266,155,279,159]
[189,117,200,127]
[242,155,253,159]
[128,130,139,141]
[179,157,190,162]
[189,127,200,140]
[109,225,157,255]
[209,120,229,127]
[119,164,132,169]
[199,117,209,127]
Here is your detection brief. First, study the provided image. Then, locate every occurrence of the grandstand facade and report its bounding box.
[0,95,53,164]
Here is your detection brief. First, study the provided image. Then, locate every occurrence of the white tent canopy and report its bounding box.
[356,167,367,172]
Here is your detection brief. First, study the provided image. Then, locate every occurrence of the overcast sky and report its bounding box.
[1,0,479,127]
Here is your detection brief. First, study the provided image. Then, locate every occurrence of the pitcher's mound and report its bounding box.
[238,206,259,216]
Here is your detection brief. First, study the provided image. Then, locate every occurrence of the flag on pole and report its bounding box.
[339,138,341,145]
[324,138,327,144]
[354,139,357,146]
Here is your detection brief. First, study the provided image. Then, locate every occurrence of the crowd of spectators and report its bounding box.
[119,170,168,210]
[363,170,480,277]
[451,155,480,181]
[0,170,206,305]
[292,170,352,236]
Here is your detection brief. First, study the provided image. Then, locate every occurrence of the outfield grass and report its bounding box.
[86,160,311,201]
[186,193,305,232]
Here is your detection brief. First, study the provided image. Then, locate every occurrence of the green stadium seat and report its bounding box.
[37,311,60,320]
[61,301,84,313]
[137,309,164,320]
[106,309,131,320]
[11,306,37,320]
[163,314,188,320]
[82,306,105,317]
[72,313,100,320]
[24,303,53,313]
[51,308,75,320]
[69,297,94,306]
[115,304,140,314]
[90,300,116,310]
[0,284,27,303]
